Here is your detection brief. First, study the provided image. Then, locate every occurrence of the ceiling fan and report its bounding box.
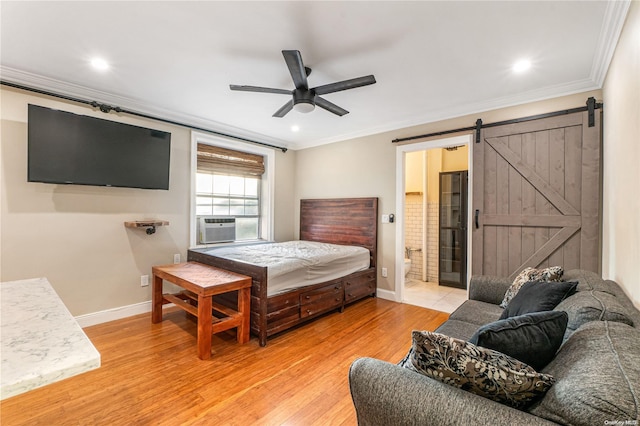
[230,50,376,118]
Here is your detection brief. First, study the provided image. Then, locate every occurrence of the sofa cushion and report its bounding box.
[407,330,555,409]
[563,269,613,293]
[501,266,564,308]
[448,300,504,326]
[554,290,634,335]
[500,280,577,319]
[468,275,512,305]
[435,319,482,341]
[528,321,640,425]
[469,311,568,371]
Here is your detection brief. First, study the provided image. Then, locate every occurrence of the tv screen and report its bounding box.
[28,104,171,190]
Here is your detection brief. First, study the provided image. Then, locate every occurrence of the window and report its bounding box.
[195,173,260,240]
[191,133,274,246]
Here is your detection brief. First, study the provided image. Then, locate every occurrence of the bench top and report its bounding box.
[152,262,251,296]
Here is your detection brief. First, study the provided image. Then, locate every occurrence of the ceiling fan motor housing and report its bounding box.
[293,89,316,112]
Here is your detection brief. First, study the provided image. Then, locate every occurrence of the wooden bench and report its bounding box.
[151,262,252,360]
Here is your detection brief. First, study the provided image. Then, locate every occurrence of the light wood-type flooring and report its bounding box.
[1,297,448,426]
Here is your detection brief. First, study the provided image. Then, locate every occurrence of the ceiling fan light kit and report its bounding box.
[230,50,376,118]
[293,102,315,114]
[292,89,315,113]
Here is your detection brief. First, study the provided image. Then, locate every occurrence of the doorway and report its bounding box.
[395,135,471,313]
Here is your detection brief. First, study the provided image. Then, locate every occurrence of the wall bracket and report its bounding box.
[124,220,169,235]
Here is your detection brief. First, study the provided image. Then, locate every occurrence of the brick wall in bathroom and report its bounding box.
[404,194,424,280]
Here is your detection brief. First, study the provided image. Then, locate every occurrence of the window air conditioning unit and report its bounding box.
[198,217,236,244]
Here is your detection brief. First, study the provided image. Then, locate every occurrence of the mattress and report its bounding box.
[200,240,370,296]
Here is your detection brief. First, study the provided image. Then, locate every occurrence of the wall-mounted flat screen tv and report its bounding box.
[28,104,171,190]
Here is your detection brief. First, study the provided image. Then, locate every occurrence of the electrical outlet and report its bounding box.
[381,267,388,278]
[141,275,149,287]
[173,253,181,264]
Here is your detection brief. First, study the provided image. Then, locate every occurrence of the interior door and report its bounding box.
[472,110,601,280]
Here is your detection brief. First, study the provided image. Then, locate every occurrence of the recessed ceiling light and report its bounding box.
[513,59,531,73]
[90,57,110,71]
[291,125,300,132]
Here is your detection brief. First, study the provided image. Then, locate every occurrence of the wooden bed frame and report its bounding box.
[188,197,378,346]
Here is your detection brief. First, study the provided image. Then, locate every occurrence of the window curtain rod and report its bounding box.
[1,80,288,153]
[391,97,602,144]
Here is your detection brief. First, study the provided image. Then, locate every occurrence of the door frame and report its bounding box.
[395,134,473,303]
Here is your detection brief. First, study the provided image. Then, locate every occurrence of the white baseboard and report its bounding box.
[376,288,398,302]
[74,286,637,328]
[77,289,402,328]
[75,301,153,328]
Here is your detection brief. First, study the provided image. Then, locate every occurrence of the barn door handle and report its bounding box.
[475,209,480,229]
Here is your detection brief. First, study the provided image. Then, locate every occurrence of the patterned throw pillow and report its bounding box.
[500,266,564,308]
[409,330,556,409]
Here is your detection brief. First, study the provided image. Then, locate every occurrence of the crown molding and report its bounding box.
[0,66,289,150]
[301,77,600,149]
[590,0,631,87]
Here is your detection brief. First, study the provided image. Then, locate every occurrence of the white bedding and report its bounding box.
[200,241,370,296]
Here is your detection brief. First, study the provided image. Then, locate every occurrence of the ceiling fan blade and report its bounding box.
[282,50,309,90]
[315,96,349,116]
[273,100,294,118]
[313,75,376,95]
[230,85,291,95]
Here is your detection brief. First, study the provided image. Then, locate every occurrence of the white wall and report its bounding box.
[405,151,424,193]
[602,0,640,308]
[0,86,296,318]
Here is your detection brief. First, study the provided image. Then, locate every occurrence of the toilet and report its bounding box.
[404,258,412,277]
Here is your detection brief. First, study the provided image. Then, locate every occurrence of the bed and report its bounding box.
[188,197,378,346]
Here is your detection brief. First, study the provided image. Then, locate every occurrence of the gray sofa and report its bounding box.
[349,270,640,425]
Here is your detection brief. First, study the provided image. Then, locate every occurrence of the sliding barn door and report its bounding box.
[472,110,601,280]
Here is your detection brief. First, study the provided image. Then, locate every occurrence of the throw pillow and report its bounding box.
[397,347,416,371]
[408,330,556,409]
[500,280,578,320]
[501,266,564,308]
[468,311,568,371]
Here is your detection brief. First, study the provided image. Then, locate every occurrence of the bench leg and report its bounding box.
[151,275,163,323]
[197,295,213,360]
[237,287,251,344]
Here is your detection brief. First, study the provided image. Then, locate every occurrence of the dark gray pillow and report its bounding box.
[469,311,568,370]
[500,281,578,319]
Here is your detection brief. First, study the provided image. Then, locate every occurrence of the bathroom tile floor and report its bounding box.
[403,279,467,314]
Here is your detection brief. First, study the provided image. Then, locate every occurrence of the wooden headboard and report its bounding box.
[300,197,378,268]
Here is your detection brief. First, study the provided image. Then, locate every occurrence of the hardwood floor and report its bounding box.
[1,297,448,426]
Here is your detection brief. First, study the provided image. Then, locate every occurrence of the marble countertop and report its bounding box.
[1,277,101,400]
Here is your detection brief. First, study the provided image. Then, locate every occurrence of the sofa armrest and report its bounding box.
[468,275,512,305]
[349,358,555,426]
